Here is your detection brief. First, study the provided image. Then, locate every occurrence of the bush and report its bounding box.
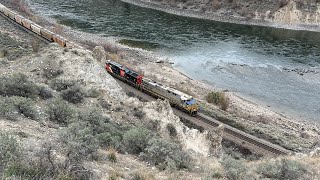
[131,170,155,180]
[38,86,53,100]
[0,98,18,120]
[61,86,85,104]
[42,60,63,79]
[47,99,74,124]
[0,133,21,172]
[221,156,249,180]
[49,79,76,91]
[206,91,229,110]
[107,148,117,163]
[11,97,37,120]
[166,123,177,137]
[123,126,153,154]
[85,88,100,98]
[256,158,309,179]
[142,138,192,170]
[60,121,99,163]
[134,110,145,119]
[0,97,37,120]
[0,73,40,98]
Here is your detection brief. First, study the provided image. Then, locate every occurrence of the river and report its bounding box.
[27,0,320,122]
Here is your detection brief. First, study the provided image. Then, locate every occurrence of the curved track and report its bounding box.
[0,5,292,157]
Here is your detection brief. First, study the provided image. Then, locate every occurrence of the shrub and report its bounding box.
[166,123,177,137]
[60,122,99,163]
[50,79,76,91]
[256,158,309,179]
[142,138,192,170]
[38,86,53,100]
[47,99,74,124]
[123,126,153,154]
[0,133,22,172]
[11,97,37,120]
[31,38,40,52]
[107,148,117,163]
[0,73,39,98]
[0,98,18,120]
[134,110,146,119]
[76,108,125,150]
[85,88,100,98]
[42,62,64,79]
[132,170,155,180]
[221,156,249,180]
[61,86,85,104]
[0,97,37,120]
[206,91,229,110]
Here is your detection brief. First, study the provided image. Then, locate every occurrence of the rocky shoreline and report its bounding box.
[120,0,320,32]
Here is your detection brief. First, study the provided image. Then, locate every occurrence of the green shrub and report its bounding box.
[47,99,74,124]
[166,123,177,137]
[61,86,85,104]
[0,133,21,171]
[123,126,153,154]
[257,158,309,179]
[60,122,99,163]
[221,156,249,180]
[0,73,39,98]
[142,138,192,170]
[77,108,125,151]
[0,97,38,120]
[11,97,37,120]
[50,79,76,91]
[0,98,18,120]
[206,91,229,110]
[85,88,100,98]
[38,86,53,100]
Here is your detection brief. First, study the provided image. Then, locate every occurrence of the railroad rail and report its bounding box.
[196,113,292,156]
[0,3,293,157]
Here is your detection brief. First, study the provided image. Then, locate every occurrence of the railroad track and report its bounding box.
[0,4,292,157]
[196,113,292,156]
[0,12,52,44]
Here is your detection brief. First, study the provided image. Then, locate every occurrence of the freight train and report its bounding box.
[105,60,199,114]
[0,3,198,114]
[0,3,77,48]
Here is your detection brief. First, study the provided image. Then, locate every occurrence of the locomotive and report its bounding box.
[105,60,199,114]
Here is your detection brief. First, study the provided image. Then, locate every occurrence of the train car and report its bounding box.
[105,60,143,86]
[14,14,24,25]
[40,28,54,41]
[8,11,16,20]
[21,18,32,29]
[30,23,42,35]
[2,6,10,16]
[0,3,6,13]
[142,78,198,114]
[52,34,67,47]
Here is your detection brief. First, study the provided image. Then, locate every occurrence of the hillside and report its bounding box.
[1,0,320,179]
[122,0,320,31]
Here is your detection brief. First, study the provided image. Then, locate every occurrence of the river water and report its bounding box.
[27,0,320,122]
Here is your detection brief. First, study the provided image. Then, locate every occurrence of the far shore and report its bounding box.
[120,0,320,33]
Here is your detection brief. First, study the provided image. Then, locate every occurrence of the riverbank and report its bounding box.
[121,0,320,32]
